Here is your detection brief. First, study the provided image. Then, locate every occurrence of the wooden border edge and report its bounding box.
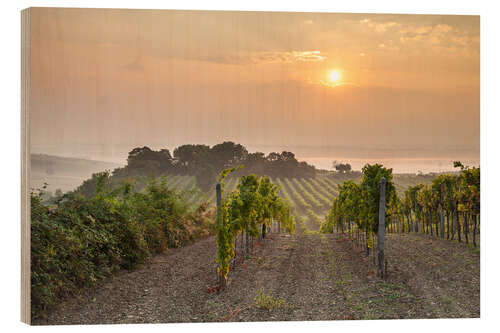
[21,7,31,325]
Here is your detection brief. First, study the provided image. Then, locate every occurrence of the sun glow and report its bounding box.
[328,69,342,83]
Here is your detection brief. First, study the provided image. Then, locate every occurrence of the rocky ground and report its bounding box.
[35,231,480,325]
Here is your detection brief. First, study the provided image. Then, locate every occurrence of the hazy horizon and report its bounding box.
[29,8,479,174]
[31,142,479,174]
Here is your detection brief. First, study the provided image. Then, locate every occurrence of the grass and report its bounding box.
[362,310,377,320]
[254,288,287,311]
[442,296,453,305]
[470,247,480,255]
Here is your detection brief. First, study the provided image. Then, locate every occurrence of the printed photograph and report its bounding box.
[25,7,479,324]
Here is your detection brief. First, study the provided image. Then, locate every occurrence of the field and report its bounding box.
[31,157,478,324]
[157,172,438,231]
[35,230,479,324]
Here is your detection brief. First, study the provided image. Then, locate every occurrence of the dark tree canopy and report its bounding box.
[334,162,352,173]
[210,142,248,171]
[124,146,175,175]
[77,142,317,195]
[173,144,211,174]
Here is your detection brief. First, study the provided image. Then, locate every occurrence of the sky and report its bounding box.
[29,8,480,172]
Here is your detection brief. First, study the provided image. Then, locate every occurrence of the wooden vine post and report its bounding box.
[245,226,249,257]
[440,183,445,239]
[414,202,418,233]
[377,177,386,278]
[215,182,227,290]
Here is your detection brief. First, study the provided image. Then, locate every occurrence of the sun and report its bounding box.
[328,69,342,83]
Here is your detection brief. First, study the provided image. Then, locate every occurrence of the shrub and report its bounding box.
[30,173,215,320]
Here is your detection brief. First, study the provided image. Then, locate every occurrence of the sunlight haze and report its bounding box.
[29,8,480,172]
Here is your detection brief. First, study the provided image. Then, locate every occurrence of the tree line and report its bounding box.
[78,141,317,197]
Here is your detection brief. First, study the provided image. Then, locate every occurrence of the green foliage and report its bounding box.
[215,169,294,280]
[324,161,480,241]
[31,173,214,320]
[284,177,312,210]
[321,164,396,234]
[399,162,479,239]
[300,178,331,209]
[405,162,479,218]
[455,164,480,214]
[360,164,396,232]
[78,142,317,199]
[254,288,286,310]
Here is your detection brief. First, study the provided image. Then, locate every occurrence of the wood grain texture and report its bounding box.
[21,7,31,325]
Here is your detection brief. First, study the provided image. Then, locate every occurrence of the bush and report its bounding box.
[31,174,215,320]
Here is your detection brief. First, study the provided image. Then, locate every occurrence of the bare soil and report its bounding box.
[35,232,479,325]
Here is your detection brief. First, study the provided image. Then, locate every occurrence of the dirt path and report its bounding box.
[36,232,479,325]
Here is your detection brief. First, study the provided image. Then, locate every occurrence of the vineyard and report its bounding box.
[36,214,480,324]
[152,163,480,295]
[32,162,480,324]
[147,171,447,233]
[152,165,479,248]
[320,162,480,249]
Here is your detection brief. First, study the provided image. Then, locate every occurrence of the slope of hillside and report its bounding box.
[30,154,123,193]
[122,172,444,227]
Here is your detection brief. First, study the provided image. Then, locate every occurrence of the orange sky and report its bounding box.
[29,8,480,171]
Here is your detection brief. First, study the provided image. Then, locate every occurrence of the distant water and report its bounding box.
[300,156,480,174]
[32,144,480,175]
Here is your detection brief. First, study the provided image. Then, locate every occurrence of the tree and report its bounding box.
[126,146,174,174]
[335,163,352,173]
[210,141,248,171]
[244,152,266,175]
[78,142,318,199]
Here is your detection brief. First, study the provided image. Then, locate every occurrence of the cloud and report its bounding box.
[374,22,400,32]
[398,23,468,48]
[357,18,473,54]
[415,26,433,34]
[435,24,453,33]
[450,35,469,46]
[201,50,326,65]
[315,79,360,88]
[360,19,400,33]
[292,50,326,62]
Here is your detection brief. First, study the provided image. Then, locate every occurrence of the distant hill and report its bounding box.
[30,154,123,193]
